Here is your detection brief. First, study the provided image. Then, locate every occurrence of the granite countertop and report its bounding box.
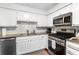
[67,37,79,45]
[67,37,79,52]
[0,33,47,39]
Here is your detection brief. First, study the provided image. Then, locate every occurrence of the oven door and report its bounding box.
[55,42,65,55]
[48,37,65,55]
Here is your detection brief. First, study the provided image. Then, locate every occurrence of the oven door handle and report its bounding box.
[48,38,55,41]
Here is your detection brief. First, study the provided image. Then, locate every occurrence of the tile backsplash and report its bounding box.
[5,22,46,35]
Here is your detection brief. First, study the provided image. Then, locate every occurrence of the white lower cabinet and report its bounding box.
[16,35,48,55]
[16,42,26,54]
[66,47,79,55]
[66,41,79,55]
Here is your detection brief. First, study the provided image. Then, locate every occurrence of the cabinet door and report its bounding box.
[72,4,79,26]
[16,37,31,54]
[16,12,26,21]
[29,37,39,51]
[33,36,43,50]
[47,14,53,26]
[29,13,38,22]
[0,8,17,26]
[59,4,72,15]
[16,12,38,22]
[6,11,17,26]
[35,35,48,49]
[28,35,48,52]
[40,35,48,48]
[27,36,42,52]
[37,15,48,26]
[26,38,37,53]
[16,12,23,21]
[16,41,26,54]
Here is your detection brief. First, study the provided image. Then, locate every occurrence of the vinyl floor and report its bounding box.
[26,49,55,55]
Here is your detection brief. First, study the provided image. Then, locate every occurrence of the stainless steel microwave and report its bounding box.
[53,12,72,26]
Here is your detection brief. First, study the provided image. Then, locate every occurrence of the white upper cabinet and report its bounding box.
[16,12,38,22]
[72,4,79,26]
[58,4,72,15]
[16,12,48,27]
[16,12,30,21]
[0,8,17,26]
[37,15,48,27]
[47,14,54,26]
[29,13,38,22]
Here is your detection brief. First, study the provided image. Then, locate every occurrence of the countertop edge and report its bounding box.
[0,33,48,39]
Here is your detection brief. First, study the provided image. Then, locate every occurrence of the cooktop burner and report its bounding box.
[49,32,75,40]
[49,34,64,39]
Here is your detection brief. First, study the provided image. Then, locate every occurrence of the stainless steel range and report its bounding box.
[48,28,76,55]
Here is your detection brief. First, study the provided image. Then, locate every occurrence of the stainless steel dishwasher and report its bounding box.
[0,37,16,55]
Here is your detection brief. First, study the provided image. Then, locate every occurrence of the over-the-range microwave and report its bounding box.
[53,12,72,26]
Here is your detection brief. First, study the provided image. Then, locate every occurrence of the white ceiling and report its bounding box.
[17,3,58,10]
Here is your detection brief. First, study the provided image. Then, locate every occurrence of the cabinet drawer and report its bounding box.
[66,41,79,51]
[16,37,29,42]
[66,47,79,55]
[16,43,26,54]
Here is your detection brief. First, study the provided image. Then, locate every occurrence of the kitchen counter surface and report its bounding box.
[0,33,47,39]
[67,39,79,45]
[67,37,79,45]
[66,37,79,51]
